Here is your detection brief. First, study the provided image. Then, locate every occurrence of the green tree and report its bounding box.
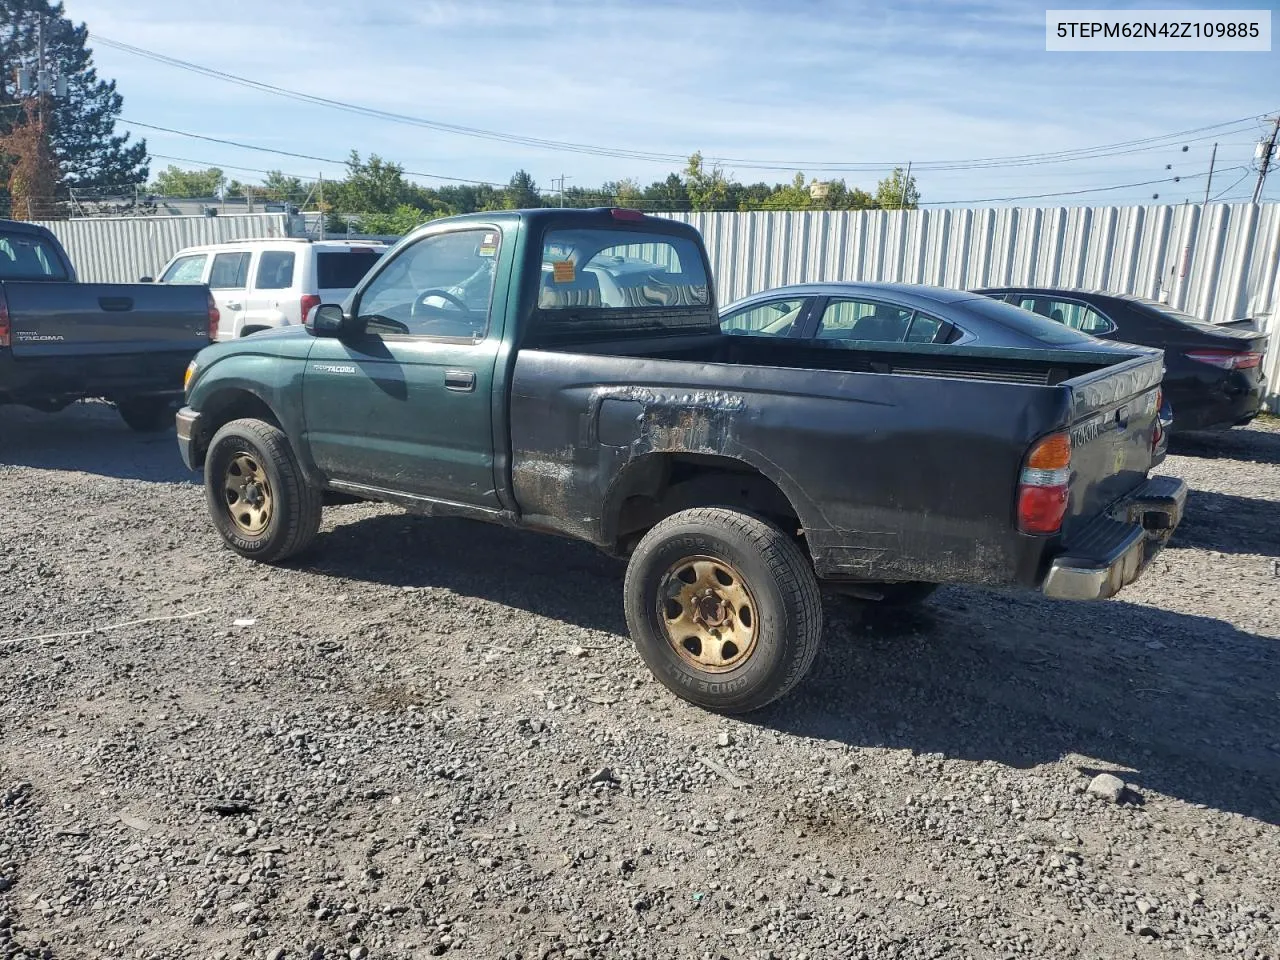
[0,0,148,193]
[150,164,224,198]
[503,169,542,209]
[642,173,690,211]
[261,169,307,202]
[874,166,920,209]
[682,151,730,211]
[331,151,412,214]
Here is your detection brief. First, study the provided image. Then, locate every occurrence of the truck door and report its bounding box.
[301,225,508,508]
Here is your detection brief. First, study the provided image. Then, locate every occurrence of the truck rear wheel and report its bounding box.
[204,418,322,563]
[623,507,823,714]
[116,396,177,433]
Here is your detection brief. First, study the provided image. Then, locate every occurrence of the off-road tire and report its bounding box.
[205,417,322,563]
[116,396,177,433]
[623,507,823,714]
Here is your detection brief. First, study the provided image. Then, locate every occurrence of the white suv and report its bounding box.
[152,239,387,340]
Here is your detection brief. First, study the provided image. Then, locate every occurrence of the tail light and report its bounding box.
[1185,348,1262,370]
[1018,431,1071,535]
[0,289,9,348]
[206,291,219,341]
[300,294,322,325]
[1151,389,1164,450]
[609,208,646,221]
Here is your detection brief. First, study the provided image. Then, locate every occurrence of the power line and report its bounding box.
[920,167,1246,207]
[93,35,1272,174]
[120,118,505,186]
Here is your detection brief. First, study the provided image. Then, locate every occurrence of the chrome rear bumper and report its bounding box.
[1041,476,1187,601]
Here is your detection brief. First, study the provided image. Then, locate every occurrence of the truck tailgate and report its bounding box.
[4,281,210,357]
[1061,351,1165,535]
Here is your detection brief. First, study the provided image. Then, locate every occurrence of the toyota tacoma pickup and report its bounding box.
[176,208,1187,713]
[0,218,215,431]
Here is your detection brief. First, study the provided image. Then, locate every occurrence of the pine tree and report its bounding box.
[0,0,148,205]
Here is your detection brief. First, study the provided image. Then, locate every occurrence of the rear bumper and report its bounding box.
[1041,475,1187,601]
[175,406,201,471]
[1168,375,1264,431]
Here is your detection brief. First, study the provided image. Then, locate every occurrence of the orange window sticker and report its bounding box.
[552,260,575,283]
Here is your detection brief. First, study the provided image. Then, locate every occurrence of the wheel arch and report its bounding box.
[188,387,285,470]
[603,451,814,559]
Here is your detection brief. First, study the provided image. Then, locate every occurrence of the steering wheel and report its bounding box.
[411,288,471,318]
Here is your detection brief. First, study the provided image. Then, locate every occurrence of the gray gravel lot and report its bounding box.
[1,402,1278,960]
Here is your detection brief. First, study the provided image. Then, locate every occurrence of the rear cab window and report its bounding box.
[533,227,711,340]
[0,231,69,280]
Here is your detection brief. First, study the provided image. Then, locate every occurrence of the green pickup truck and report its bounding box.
[177,207,1185,714]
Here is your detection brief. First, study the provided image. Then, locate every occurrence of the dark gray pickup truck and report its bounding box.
[176,208,1187,713]
[0,219,214,431]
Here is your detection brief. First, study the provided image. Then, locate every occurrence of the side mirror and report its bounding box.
[139,276,154,283]
[307,303,352,338]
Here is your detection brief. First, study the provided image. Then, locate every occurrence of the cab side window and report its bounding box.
[355,229,499,339]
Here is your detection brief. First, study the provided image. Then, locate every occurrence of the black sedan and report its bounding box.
[975,287,1268,432]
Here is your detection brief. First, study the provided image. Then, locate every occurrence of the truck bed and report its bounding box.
[508,331,1164,588]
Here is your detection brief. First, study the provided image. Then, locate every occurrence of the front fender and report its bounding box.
[184,341,314,477]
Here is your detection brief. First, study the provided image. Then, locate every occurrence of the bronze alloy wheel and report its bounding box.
[657,554,759,672]
[222,452,273,536]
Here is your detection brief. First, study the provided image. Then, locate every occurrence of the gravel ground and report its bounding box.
[1,402,1278,960]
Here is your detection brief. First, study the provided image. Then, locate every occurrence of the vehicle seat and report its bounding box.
[619,273,706,307]
[853,304,909,341]
[539,269,601,309]
[1049,308,1065,324]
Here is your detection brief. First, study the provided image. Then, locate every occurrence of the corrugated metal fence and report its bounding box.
[22,205,1280,407]
[32,214,291,285]
[664,203,1280,407]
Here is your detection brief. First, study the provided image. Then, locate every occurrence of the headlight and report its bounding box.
[184,360,198,392]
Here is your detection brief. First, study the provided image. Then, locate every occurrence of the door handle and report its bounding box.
[225,301,242,310]
[444,369,476,392]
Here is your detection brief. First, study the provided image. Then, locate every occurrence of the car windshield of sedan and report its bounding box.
[963,296,1102,345]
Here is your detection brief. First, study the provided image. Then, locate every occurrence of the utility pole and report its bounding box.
[36,16,45,127]
[1202,142,1217,205]
[551,174,570,207]
[317,173,325,240]
[1252,116,1279,204]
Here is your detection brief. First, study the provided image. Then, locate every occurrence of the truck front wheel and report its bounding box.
[623,507,823,714]
[204,418,322,563]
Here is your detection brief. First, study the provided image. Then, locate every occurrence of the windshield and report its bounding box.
[0,231,68,281]
[961,296,1103,345]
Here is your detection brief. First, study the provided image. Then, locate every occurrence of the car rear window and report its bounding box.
[0,230,69,280]
[963,296,1101,345]
[317,249,383,290]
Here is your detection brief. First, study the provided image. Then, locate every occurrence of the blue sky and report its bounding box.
[67,0,1280,207]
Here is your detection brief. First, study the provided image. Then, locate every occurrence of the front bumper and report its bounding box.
[175,406,201,471]
[1041,476,1187,601]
